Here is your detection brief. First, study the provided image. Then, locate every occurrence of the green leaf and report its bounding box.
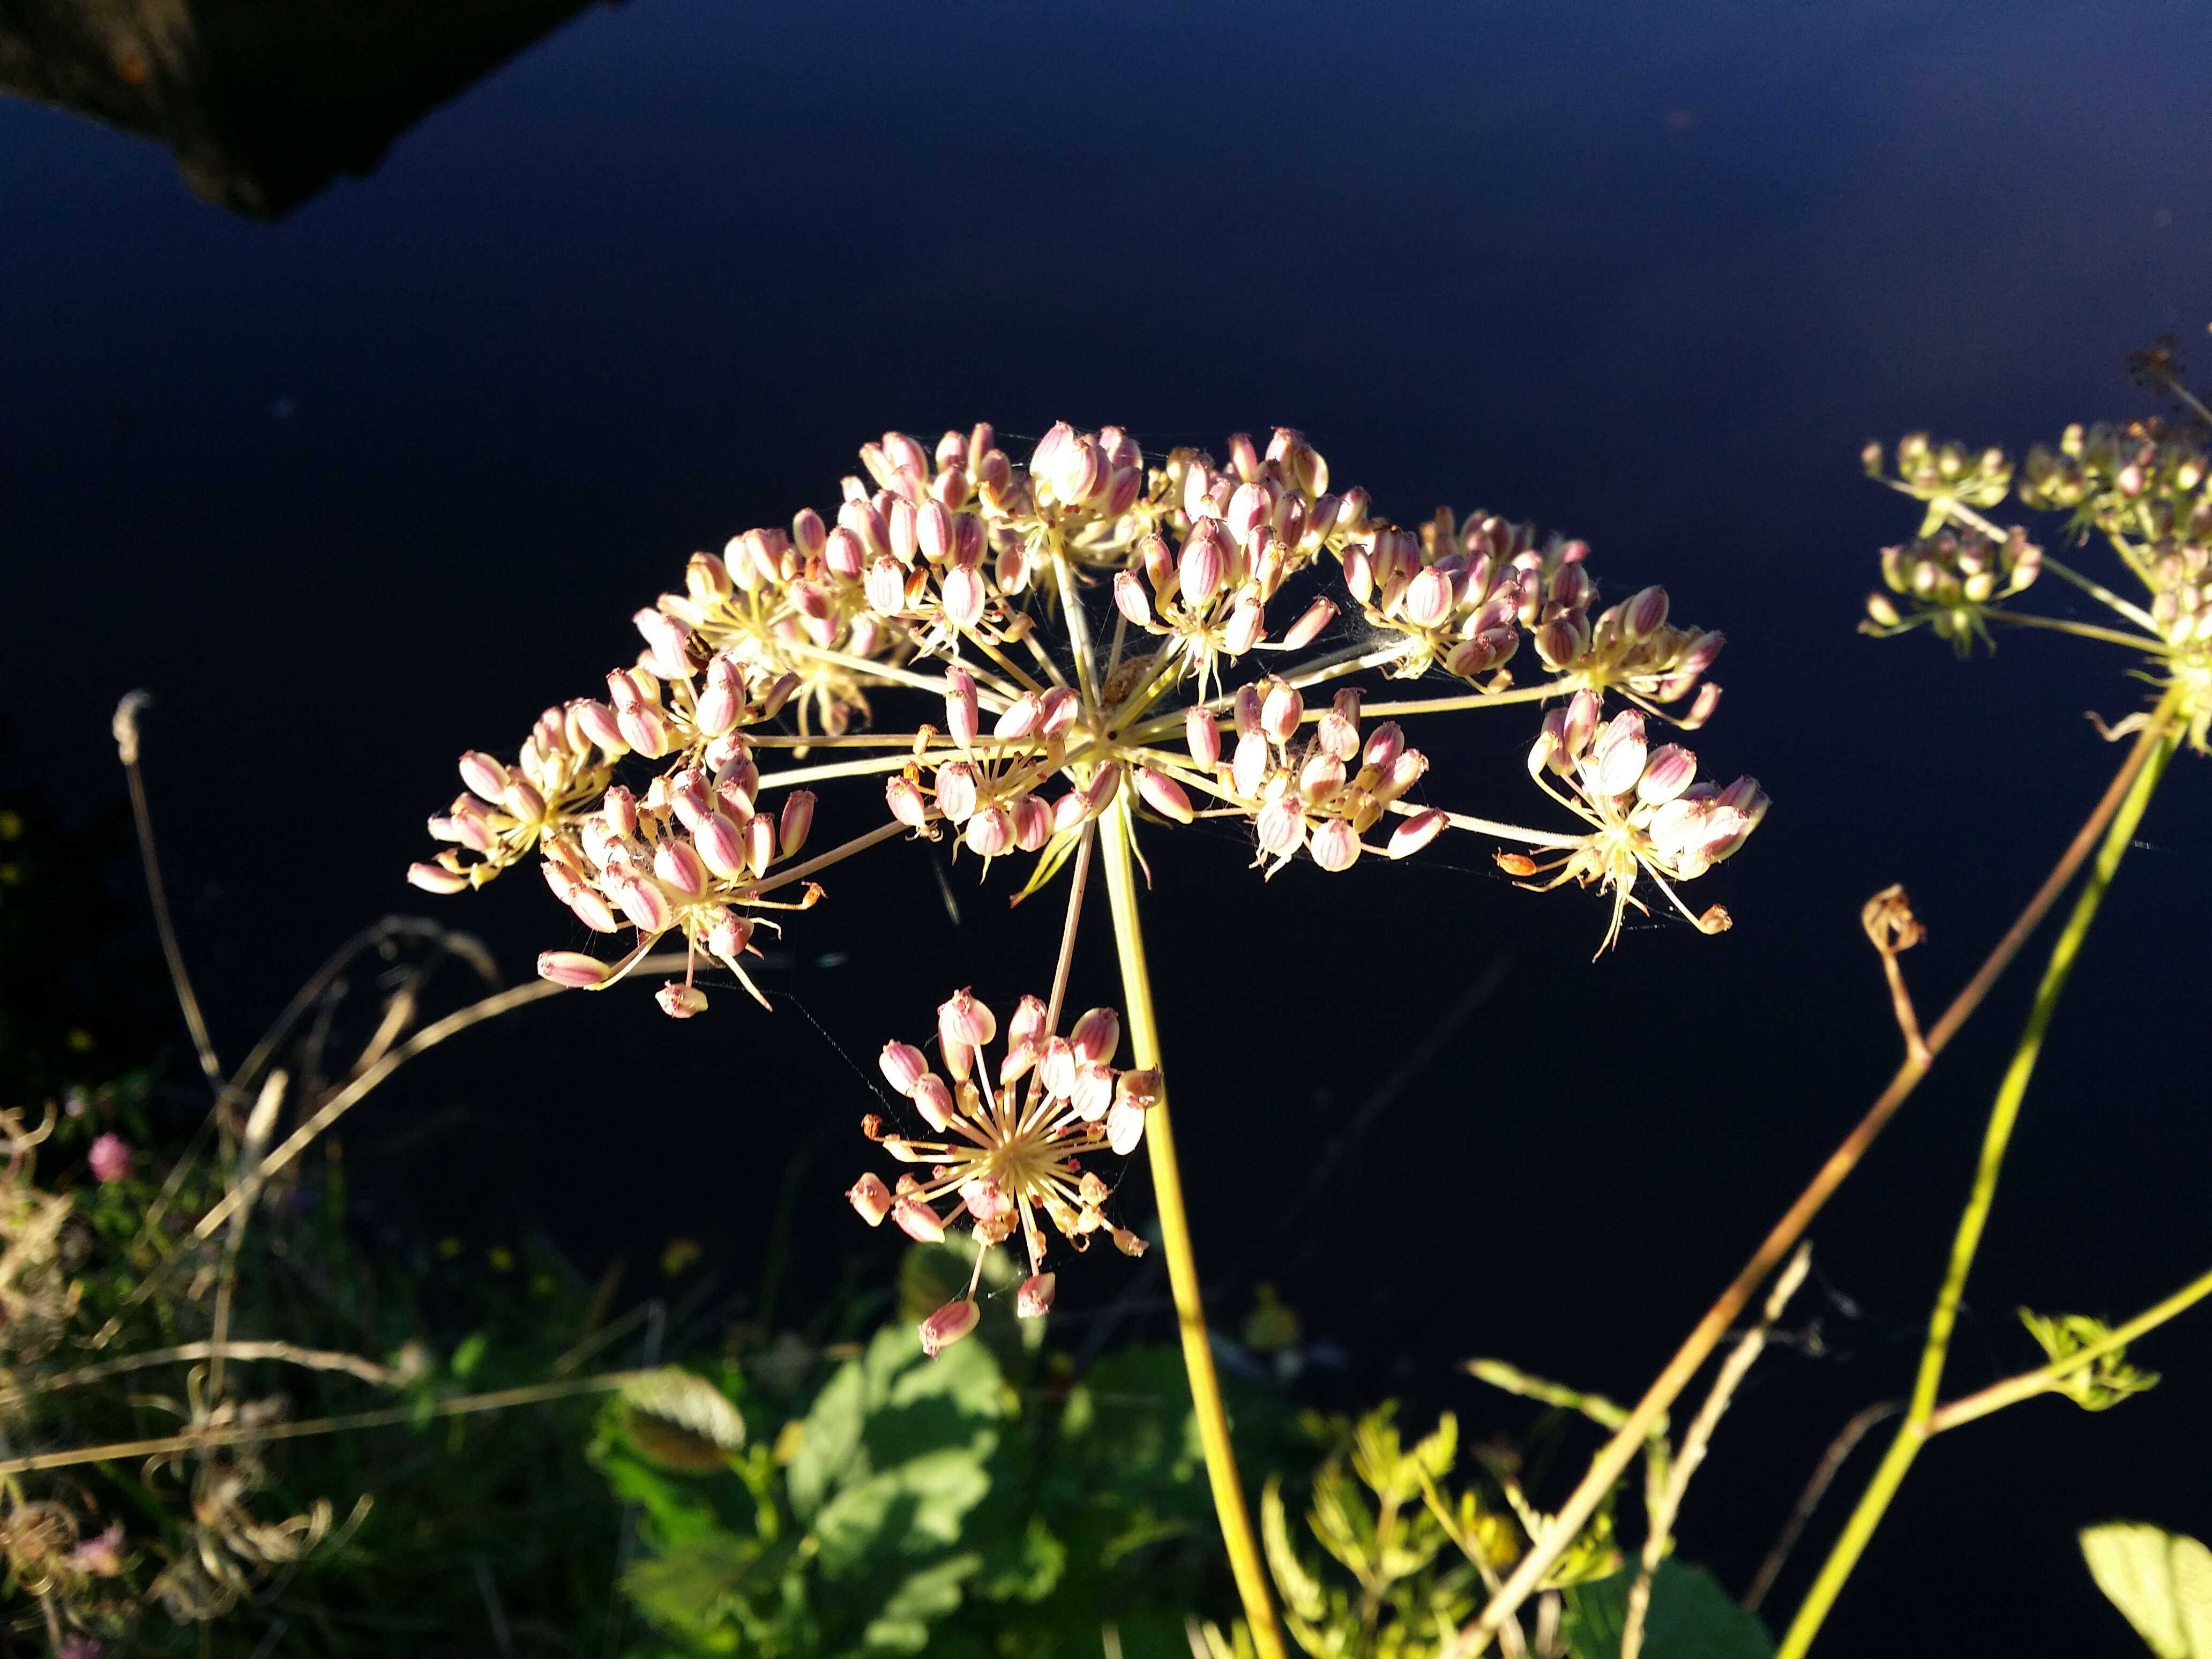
[1562,1563,1774,1659]
[2019,1309,2161,1411]
[2081,1523,2212,1657]
[450,1331,488,1380]
[621,1367,748,1473]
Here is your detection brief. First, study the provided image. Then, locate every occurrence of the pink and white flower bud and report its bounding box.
[89,1132,131,1184]
[887,774,930,828]
[1070,1006,1119,1064]
[1227,479,1269,547]
[1310,818,1362,872]
[1317,690,1362,761]
[911,1074,955,1131]
[693,812,748,879]
[762,672,801,718]
[1008,993,1050,1052]
[1637,744,1698,806]
[1186,707,1222,769]
[707,912,753,963]
[1222,594,1265,657]
[695,657,746,737]
[459,751,509,801]
[887,498,917,563]
[823,526,865,579]
[1299,752,1347,803]
[745,811,778,877]
[565,883,620,932]
[1017,1273,1057,1319]
[918,1296,978,1357]
[940,565,987,629]
[939,988,998,1048]
[571,699,627,755]
[669,768,714,830]
[1624,585,1670,641]
[653,838,708,899]
[880,1041,930,1095]
[602,784,640,837]
[1011,794,1053,851]
[935,761,978,822]
[1388,808,1448,858]
[1232,732,1271,798]
[848,1172,893,1226]
[1535,615,1589,669]
[895,1200,950,1245]
[1136,767,1195,824]
[617,703,676,759]
[408,861,470,895]
[1073,1062,1116,1122]
[1256,800,1305,858]
[1280,596,1337,649]
[1080,763,1124,819]
[1342,543,1375,603]
[791,507,827,561]
[965,804,1013,857]
[1589,711,1649,798]
[610,874,675,934]
[1179,534,1225,606]
[1260,679,1303,744]
[915,499,953,562]
[1052,790,1087,833]
[656,981,708,1018]
[1679,681,1723,729]
[537,950,610,988]
[1563,690,1602,757]
[1141,532,1177,596]
[995,692,1043,741]
[1114,570,1153,625]
[943,669,980,747]
[1404,567,1454,628]
[1362,721,1404,773]
[961,1175,1013,1223]
[634,608,695,679]
[779,790,817,857]
[865,557,909,615]
[1040,686,1080,738]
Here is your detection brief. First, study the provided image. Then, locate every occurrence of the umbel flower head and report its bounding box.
[1864,419,2212,751]
[408,421,1763,1008]
[849,988,1152,1355]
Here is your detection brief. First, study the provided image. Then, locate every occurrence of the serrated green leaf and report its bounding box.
[1562,1563,1773,1659]
[2081,1523,2212,1657]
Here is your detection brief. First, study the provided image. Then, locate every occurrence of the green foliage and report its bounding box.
[598,1288,1318,1659]
[1559,1565,1774,1659]
[2019,1308,2161,1411]
[2081,1523,2212,1657]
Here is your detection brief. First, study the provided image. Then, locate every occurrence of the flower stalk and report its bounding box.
[1775,712,2180,1655]
[1100,795,1286,1659]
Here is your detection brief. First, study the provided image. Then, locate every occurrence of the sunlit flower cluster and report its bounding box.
[848,989,1153,1354]
[1865,421,2212,749]
[412,420,1761,1016]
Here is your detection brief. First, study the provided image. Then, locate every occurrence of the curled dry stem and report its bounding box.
[1859,885,1929,1066]
[1447,687,2186,1657]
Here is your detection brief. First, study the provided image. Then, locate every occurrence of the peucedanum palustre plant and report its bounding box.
[406,421,1768,1651]
[1765,387,2212,1654]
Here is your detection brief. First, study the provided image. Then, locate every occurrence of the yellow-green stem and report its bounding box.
[1777,720,2179,1656]
[1099,796,1287,1659]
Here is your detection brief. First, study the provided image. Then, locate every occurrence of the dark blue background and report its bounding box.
[7,2,2211,1650]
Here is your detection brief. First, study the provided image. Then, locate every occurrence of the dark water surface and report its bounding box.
[7,2,2212,1650]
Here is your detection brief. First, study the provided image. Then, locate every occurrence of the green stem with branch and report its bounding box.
[1099,794,1287,1659]
[1775,714,2180,1656]
[1447,690,2184,1656]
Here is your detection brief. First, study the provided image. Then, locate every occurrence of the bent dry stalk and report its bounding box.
[405,421,1769,1648]
[1774,718,2181,1654]
[1457,400,2212,1650]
